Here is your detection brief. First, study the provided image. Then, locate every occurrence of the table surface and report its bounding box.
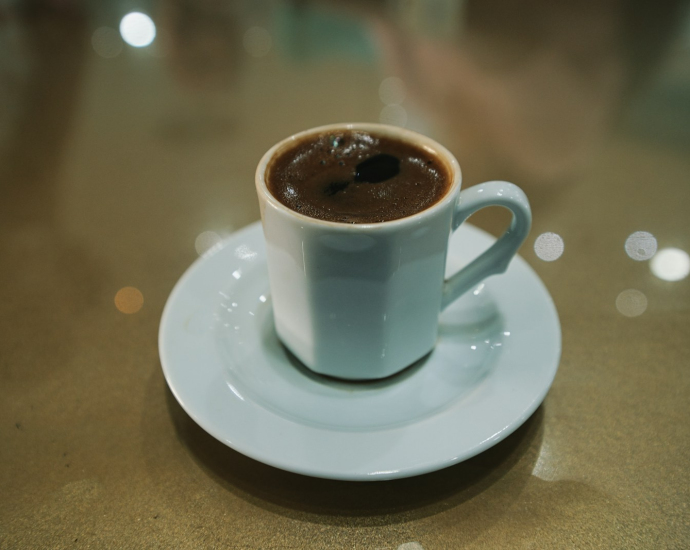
[2,1,689,548]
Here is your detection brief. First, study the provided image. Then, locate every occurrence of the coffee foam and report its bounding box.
[266,130,450,224]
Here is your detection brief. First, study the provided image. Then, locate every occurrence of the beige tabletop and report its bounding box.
[2,1,689,548]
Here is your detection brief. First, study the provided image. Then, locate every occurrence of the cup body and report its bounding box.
[256,123,461,380]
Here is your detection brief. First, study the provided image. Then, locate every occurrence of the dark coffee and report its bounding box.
[265,130,451,223]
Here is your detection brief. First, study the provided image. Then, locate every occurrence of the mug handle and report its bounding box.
[441,181,532,310]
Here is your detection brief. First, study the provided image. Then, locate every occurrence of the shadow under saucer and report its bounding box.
[165,382,544,526]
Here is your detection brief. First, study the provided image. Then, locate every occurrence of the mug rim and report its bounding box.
[255,122,462,231]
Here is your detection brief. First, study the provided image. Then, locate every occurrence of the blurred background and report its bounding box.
[2,0,690,218]
[2,0,689,324]
[2,1,690,548]
[2,0,690,250]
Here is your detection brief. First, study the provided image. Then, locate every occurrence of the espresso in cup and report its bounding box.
[265,130,451,223]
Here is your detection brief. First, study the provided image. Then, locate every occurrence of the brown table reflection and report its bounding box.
[2,1,689,548]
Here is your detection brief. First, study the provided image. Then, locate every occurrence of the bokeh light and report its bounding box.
[92,27,123,58]
[379,77,406,105]
[625,231,657,261]
[650,248,690,281]
[615,289,647,317]
[534,232,564,261]
[195,231,223,256]
[114,287,144,314]
[119,12,156,48]
[243,26,272,57]
[379,104,408,127]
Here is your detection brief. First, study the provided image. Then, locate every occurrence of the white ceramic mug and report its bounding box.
[256,123,531,380]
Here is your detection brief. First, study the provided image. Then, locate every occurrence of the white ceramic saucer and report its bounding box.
[159,221,561,481]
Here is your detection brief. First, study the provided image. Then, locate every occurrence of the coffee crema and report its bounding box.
[265,130,451,223]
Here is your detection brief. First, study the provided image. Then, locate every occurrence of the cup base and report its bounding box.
[279,340,433,384]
